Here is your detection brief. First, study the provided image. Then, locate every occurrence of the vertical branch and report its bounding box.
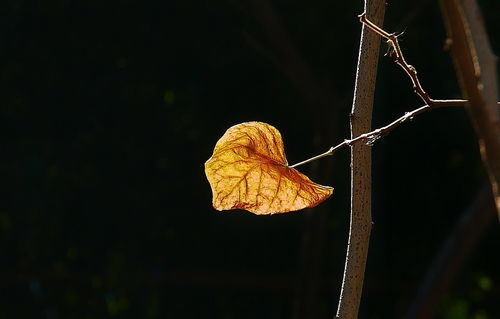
[440,0,500,219]
[335,1,385,318]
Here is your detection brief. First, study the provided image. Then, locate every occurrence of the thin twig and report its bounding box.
[290,101,456,168]
[359,13,432,105]
[360,13,500,111]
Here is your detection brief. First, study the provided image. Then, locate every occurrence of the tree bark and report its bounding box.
[335,1,385,318]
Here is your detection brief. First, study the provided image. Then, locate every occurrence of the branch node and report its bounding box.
[404,111,414,121]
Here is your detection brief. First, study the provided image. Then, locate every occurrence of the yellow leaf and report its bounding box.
[205,122,333,215]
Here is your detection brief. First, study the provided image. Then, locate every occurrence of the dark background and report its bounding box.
[1,0,499,318]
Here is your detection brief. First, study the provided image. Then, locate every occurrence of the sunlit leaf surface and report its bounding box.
[205,122,333,215]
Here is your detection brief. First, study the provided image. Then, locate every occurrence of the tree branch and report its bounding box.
[290,10,500,169]
[440,0,500,219]
[290,100,467,169]
[335,1,385,318]
[359,13,432,105]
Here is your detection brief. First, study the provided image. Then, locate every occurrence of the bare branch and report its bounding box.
[335,1,385,318]
[290,9,500,169]
[440,0,500,219]
[359,14,500,111]
[359,13,432,105]
[290,99,470,168]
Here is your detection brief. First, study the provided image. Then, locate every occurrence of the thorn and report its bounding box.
[395,28,406,38]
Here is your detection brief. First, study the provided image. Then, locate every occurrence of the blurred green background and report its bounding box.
[1,0,499,318]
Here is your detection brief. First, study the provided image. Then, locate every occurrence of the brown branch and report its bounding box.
[290,100,467,168]
[359,14,500,111]
[335,1,385,318]
[405,183,496,319]
[440,0,500,219]
[359,13,432,105]
[361,4,500,220]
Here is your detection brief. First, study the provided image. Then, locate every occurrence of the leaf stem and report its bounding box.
[288,147,335,168]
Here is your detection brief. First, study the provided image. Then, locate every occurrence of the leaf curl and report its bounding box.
[205,122,333,215]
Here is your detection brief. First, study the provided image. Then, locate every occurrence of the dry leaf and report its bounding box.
[205,122,333,215]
